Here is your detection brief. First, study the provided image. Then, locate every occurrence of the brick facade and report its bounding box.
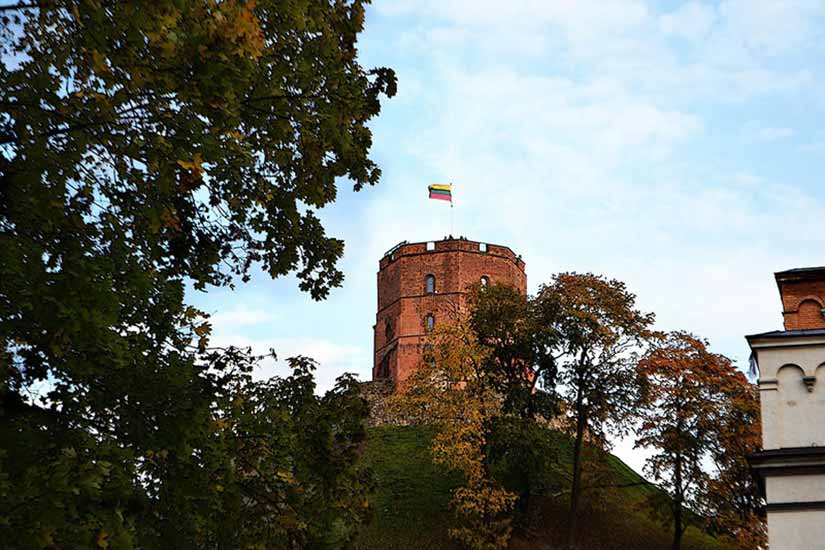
[775,267,825,330]
[373,237,526,385]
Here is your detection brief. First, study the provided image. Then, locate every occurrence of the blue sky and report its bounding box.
[191,1,825,469]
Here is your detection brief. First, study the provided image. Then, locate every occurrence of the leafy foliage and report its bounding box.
[1,0,395,297]
[2,350,373,549]
[467,282,561,419]
[396,319,518,550]
[635,332,746,550]
[485,415,566,514]
[391,274,761,550]
[0,1,393,547]
[634,332,765,550]
[539,272,656,549]
[140,354,373,549]
[703,373,766,550]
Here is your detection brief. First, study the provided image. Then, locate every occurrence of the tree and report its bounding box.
[397,318,518,550]
[1,0,395,297]
[635,332,740,550]
[540,273,655,550]
[0,1,394,546]
[140,353,372,549]
[703,373,766,550]
[467,282,560,419]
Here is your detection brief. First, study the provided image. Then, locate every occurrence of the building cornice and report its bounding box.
[746,330,825,350]
[383,237,521,260]
[749,447,825,477]
[380,247,526,273]
[766,500,825,513]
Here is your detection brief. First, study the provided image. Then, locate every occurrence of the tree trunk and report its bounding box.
[566,391,587,550]
[672,455,683,550]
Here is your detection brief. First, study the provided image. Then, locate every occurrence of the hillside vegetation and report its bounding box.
[355,426,733,550]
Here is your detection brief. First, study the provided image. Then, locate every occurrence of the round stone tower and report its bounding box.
[373,237,526,385]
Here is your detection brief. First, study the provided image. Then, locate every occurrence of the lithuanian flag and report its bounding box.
[428,184,452,202]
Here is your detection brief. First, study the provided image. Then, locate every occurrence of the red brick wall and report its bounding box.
[373,238,526,384]
[776,271,825,330]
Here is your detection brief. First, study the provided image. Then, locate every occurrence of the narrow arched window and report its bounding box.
[480,276,489,287]
[425,274,435,295]
[425,313,435,332]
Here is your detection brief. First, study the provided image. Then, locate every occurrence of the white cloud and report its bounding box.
[378,0,651,31]
[381,0,821,104]
[209,307,279,328]
[718,0,825,55]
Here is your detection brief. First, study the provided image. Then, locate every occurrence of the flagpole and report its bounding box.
[450,181,454,237]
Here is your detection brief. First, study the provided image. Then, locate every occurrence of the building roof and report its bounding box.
[775,266,825,282]
[746,328,825,341]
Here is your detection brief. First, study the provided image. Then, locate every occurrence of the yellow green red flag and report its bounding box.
[428,184,452,202]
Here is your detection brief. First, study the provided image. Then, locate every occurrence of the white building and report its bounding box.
[747,267,825,550]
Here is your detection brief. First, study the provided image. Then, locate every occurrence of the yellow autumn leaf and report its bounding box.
[176,152,203,176]
[276,470,296,484]
[193,322,211,338]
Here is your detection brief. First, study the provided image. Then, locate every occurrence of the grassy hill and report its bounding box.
[354,425,732,550]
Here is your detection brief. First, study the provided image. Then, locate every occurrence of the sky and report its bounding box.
[191,0,825,472]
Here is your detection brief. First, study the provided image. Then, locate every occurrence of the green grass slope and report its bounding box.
[355,426,732,550]
[355,426,462,550]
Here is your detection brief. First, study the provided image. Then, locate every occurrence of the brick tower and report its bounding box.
[373,237,526,385]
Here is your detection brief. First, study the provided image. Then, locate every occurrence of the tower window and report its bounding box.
[426,241,435,251]
[425,313,435,331]
[479,243,488,252]
[480,276,489,287]
[425,274,436,295]
[385,319,395,342]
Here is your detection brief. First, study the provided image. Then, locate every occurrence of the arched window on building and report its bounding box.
[425,313,435,332]
[425,274,436,295]
[384,319,395,342]
[480,275,490,287]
